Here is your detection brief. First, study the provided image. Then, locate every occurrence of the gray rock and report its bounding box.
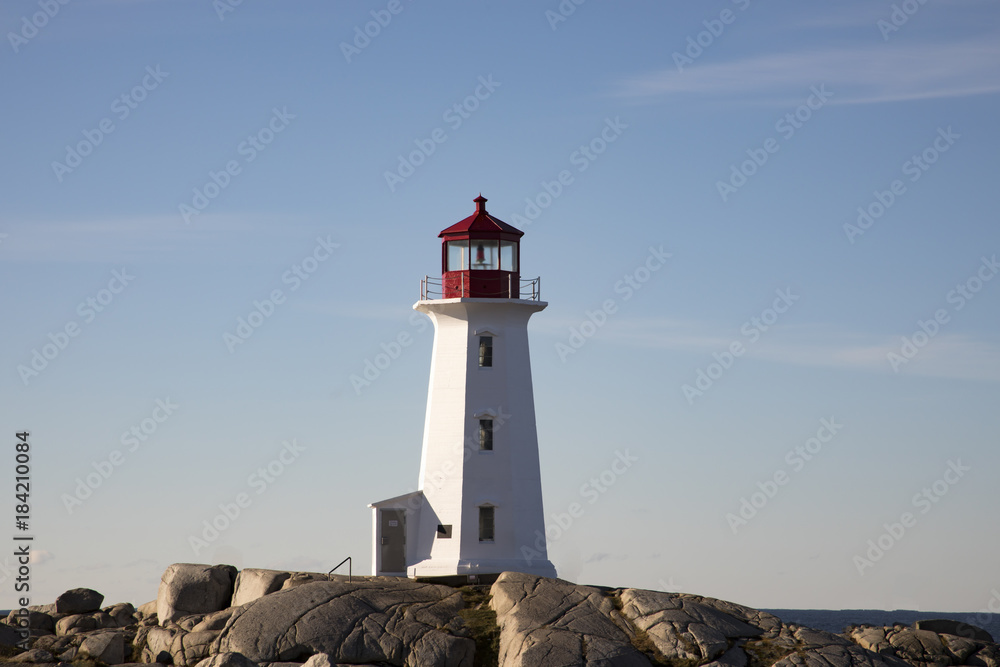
[104,602,138,628]
[231,569,291,607]
[158,563,238,625]
[851,627,896,656]
[301,654,335,667]
[0,621,25,646]
[55,587,104,614]
[196,652,260,667]
[179,615,207,631]
[278,571,328,590]
[619,588,764,662]
[213,579,474,666]
[55,611,117,635]
[887,627,949,665]
[490,572,650,667]
[144,626,183,663]
[915,620,994,644]
[144,625,222,667]
[705,645,750,667]
[5,609,53,632]
[192,608,238,633]
[11,648,54,663]
[79,631,126,665]
[28,634,78,655]
[137,600,158,617]
[969,645,1000,667]
[28,604,57,616]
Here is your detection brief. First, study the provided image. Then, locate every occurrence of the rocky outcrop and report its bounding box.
[196,652,260,667]
[914,621,994,643]
[2,564,998,667]
[230,568,290,607]
[78,631,126,664]
[212,579,474,666]
[847,625,1000,667]
[158,563,238,625]
[490,571,649,666]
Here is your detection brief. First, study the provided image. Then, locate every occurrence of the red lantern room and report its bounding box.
[437,195,523,299]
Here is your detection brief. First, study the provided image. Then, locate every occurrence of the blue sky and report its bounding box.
[2,0,999,615]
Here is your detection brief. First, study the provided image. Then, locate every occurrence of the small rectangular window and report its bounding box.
[478,336,493,367]
[479,506,495,542]
[437,524,452,539]
[479,419,493,451]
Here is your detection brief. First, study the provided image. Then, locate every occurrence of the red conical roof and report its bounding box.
[438,195,524,237]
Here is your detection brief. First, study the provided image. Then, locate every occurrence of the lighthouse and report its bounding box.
[369,195,557,582]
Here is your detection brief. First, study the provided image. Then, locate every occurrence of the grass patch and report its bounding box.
[631,625,700,667]
[0,643,25,661]
[744,638,798,667]
[458,586,500,667]
[609,590,701,667]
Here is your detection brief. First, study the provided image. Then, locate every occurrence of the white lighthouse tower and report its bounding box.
[369,195,556,582]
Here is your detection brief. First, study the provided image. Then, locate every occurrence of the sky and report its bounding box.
[1,0,999,619]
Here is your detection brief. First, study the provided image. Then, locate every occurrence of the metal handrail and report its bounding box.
[420,275,541,301]
[328,556,351,582]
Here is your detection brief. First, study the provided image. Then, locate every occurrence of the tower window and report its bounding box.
[478,336,493,367]
[437,524,452,539]
[479,506,495,542]
[479,419,493,451]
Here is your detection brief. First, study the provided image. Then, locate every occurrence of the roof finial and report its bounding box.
[474,194,487,213]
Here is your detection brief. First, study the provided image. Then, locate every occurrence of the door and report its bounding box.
[380,509,406,573]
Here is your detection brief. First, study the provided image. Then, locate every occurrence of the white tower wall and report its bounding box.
[406,298,556,578]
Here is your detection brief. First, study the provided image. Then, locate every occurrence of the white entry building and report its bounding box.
[369,195,556,581]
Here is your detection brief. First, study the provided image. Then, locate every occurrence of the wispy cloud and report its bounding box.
[539,317,1000,382]
[0,213,315,263]
[617,38,1000,105]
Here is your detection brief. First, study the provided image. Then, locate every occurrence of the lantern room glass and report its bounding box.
[500,241,517,272]
[446,241,469,271]
[472,241,499,270]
